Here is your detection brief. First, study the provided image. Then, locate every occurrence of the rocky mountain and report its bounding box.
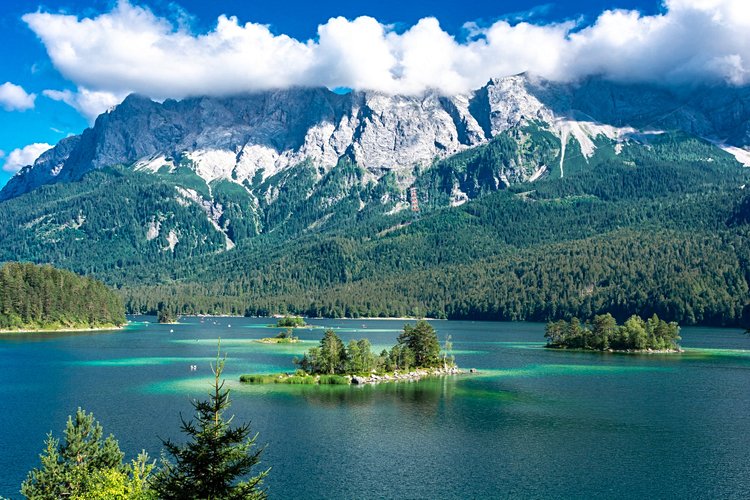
[5,74,750,205]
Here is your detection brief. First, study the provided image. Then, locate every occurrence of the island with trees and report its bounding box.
[156,304,179,324]
[274,315,308,328]
[0,262,126,332]
[544,313,682,353]
[257,328,300,344]
[241,320,460,385]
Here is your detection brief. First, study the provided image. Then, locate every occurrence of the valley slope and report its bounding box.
[1,75,749,325]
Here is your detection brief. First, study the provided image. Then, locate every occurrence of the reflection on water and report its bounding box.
[292,377,456,408]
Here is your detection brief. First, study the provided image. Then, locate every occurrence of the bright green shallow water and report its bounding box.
[1,317,749,499]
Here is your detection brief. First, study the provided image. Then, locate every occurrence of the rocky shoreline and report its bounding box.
[256,338,301,344]
[350,366,463,385]
[546,345,684,354]
[241,366,466,386]
[607,348,684,354]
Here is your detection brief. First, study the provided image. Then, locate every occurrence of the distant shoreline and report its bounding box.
[331,317,442,321]
[0,325,125,334]
[135,314,441,321]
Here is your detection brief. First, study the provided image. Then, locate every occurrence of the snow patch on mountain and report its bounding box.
[450,184,469,207]
[555,120,637,158]
[3,74,750,206]
[146,218,160,240]
[528,165,547,182]
[721,145,750,167]
[165,229,179,252]
[186,150,237,184]
[135,155,174,173]
[234,145,279,182]
[175,186,235,250]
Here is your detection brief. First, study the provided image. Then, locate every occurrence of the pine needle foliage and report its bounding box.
[20,409,154,499]
[153,341,269,499]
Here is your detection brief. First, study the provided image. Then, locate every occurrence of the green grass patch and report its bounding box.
[241,373,338,385]
[239,374,277,384]
[281,375,317,384]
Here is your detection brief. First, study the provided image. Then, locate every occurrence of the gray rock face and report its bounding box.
[1,136,81,201]
[3,74,750,202]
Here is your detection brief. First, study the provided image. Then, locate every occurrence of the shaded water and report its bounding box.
[1,317,749,498]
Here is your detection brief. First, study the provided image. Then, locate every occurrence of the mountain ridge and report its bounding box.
[1,74,749,325]
[5,74,750,204]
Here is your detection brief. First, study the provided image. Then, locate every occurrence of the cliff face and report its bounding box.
[1,87,484,201]
[3,74,750,203]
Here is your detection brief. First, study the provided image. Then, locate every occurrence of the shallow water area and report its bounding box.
[1,317,749,498]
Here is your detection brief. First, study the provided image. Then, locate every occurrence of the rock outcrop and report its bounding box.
[350,366,463,385]
[4,74,749,202]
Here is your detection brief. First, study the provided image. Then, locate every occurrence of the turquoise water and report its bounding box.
[1,317,749,498]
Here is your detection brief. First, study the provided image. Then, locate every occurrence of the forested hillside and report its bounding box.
[1,129,749,326]
[0,262,126,330]
[122,140,750,326]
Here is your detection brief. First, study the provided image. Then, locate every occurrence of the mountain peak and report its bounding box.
[2,77,750,203]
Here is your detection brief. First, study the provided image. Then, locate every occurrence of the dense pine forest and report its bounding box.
[122,153,750,326]
[0,262,126,330]
[0,133,749,326]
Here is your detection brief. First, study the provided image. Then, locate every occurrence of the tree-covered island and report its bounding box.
[241,320,460,385]
[156,302,180,324]
[257,328,300,344]
[274,315,308,328]
[0,262,126,332]
[544,313,682,352]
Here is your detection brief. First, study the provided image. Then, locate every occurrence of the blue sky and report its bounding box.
[2,0,747,187]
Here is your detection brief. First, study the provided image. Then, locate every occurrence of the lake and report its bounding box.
[1,317,749,498]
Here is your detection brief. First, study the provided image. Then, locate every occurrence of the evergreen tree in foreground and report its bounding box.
[20,409,154,499]
[153,341,269,499]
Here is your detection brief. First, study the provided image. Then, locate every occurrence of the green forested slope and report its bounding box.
[0,262,126,330]
[1,132,749,326]
[123,153,750,325]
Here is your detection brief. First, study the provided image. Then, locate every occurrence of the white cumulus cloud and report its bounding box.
[22,0,750,121]
[43,88,126,121]
[2,143,54,173]
[0,82,36,111]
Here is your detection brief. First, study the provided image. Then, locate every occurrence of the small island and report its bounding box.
[157,303,179,324]
[275,315,308,328]
[257,328,300,344]
[0,262,126,332]
[242,320,460,385]
[544,313,682,352]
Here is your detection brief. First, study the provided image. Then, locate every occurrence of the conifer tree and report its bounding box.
[441,335,454,369]
[21,409,152,499]
[152,341,269,499]
[318,329,346,374]
[398,320,440,367]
